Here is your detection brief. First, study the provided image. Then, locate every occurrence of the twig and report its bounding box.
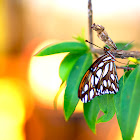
[88,0,93,50]
[90,48,140,59]
[112,50,140,59]
[116,66,134,70]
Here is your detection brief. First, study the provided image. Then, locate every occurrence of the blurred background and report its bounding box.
[0,0,140,140]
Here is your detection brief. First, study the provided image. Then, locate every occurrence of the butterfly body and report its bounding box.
[78,47,119,103]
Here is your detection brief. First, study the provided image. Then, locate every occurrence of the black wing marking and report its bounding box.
[78,54,119,103]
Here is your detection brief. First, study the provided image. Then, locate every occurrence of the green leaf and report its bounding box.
[64,52,93,121]
[119,65,140,139]
[73,29,87,46]
[114,71,129,123]
[36,42,89,56]
[84,98,100,133]
[116,42,133,50]
[97,94,107,113]
[59,53,82,82]
[96,94,115,123]
[114,71,136,139]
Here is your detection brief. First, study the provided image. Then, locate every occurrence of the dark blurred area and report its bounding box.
[0,0,139,140]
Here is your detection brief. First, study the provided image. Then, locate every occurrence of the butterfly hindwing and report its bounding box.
[99,60,119,94]
[78,53,119,103]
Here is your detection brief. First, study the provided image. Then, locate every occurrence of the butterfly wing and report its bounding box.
[78,54,119,103]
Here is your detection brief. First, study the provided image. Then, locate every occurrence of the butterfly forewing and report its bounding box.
[78,51,119,103]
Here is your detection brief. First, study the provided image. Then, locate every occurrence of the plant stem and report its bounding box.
[88,0,93,50]
[90,48,140,59]
[116,66,134,70]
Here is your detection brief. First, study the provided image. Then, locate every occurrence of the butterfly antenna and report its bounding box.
[85,40,103,49]
[122,40,134,50]
[115,59,126,65]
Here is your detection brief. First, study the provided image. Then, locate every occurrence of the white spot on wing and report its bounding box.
[84,84,88,91]
[110,62,113,71]
[95,77,99,85]
[116,75,118,82]
[82,91,85,94]
[108,80,111,87]
[103,80,107,87]
[98,62,104,67]
[93,67,97,72]
[84,94,88,103]
[112,83,116,91]
[82,98,84,103]
[116,88,119,92]
[97,88,101,93]
[103,56,111,61]
[96,91,100,95]
[91,75,94,86]
[102,91,105,94]
[90,89,94,99]
[111,74,115,81]
[110,91,114,94]
[96,69,102,78]
[100,85,103,92]
[105,89,109,94]
[114,64,117,71]
[103,63,109,77]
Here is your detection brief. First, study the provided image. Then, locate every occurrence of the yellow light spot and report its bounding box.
[0,78,26,140]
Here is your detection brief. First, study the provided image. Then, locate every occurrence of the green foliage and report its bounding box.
[35,35,139,140]
[64,52,93,120]
[97,94,107,113]
[59,53,83,82]
[84,98,100,133]
[73,29,87,46]
[36,42,89,56]
[114,71,130,135]
[97,94,115,123]
[114,67,140,140]
[118,66,140,140]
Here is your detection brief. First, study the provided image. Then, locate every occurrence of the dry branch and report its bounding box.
[90,47,140,59]
[88,0,93,50]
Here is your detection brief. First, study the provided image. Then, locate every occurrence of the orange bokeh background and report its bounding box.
[0,0,140,140]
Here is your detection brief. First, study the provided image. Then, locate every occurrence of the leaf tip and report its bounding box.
[64,112,70,122]
[91,128,96,134]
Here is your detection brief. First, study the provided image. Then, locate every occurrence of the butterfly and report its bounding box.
[78,47,119,103]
